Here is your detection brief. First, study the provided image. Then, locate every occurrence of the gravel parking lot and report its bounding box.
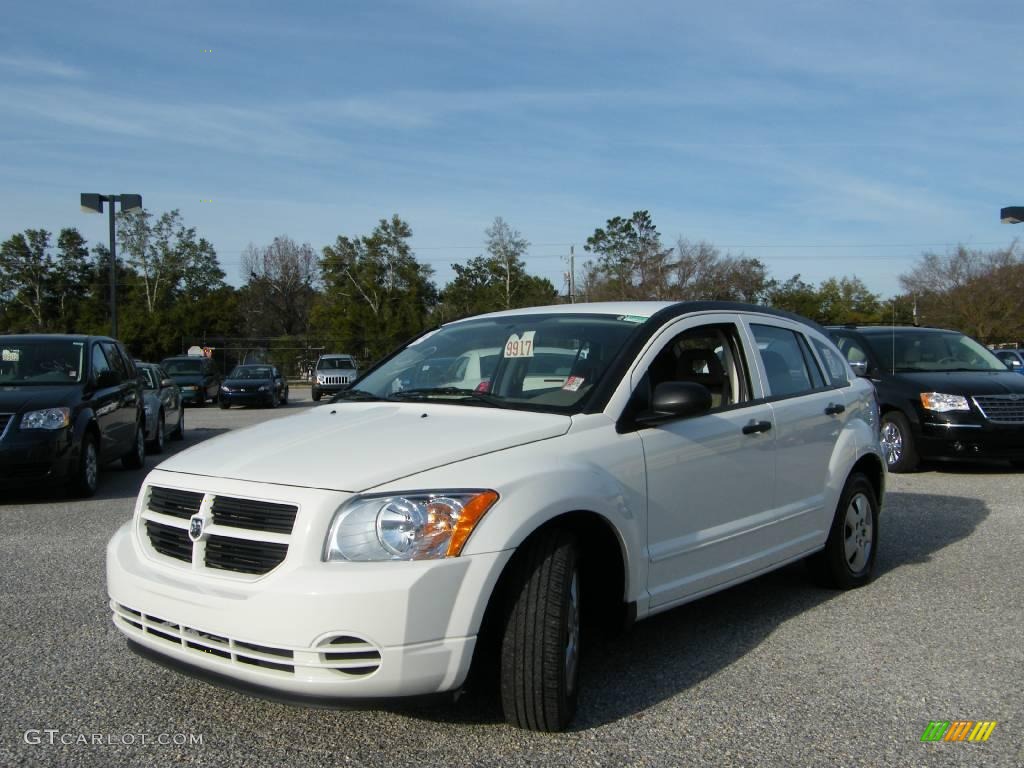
[1,389,1021,767]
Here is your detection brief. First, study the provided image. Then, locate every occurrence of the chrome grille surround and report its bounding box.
[973,395,1024,424]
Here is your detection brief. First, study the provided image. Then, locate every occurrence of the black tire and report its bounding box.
[219,399,229,410]
[171,408,184,440]
[71,434,99,498]
[807,472,879,589]
[499,529,581,732]
[147,412,166,454]
[269,391,279,409]
[312,390,322,402]
[281,388,289,405]
[880,411,918,473]
[122,423,145,469]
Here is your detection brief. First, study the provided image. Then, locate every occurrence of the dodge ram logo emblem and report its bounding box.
[188,514,205,542]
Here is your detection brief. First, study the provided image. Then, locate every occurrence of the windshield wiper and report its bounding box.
[329,388,386,402]
[388,387,502,406]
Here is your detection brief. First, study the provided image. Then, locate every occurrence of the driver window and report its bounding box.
[92,345,113,382]
[646,323,750,410]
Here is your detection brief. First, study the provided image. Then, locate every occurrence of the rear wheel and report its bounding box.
[807,472,879,589]
[499,529,581,732]
[71,434,99,498]
[122,423,145,469]
[880,411,918,473]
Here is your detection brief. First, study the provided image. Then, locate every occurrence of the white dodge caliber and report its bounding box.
[107,302,885,731]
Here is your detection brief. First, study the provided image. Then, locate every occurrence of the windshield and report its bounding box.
[162,358,203,375]
[0,340,86,385]
[318,357,356,370]
[865,331,1007,373]
[350,313,642,411]
[136,366,158,389]
[229,366,273,379]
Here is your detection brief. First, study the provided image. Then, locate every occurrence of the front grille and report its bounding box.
[205,535,288,575]
[140,485,298,577]
[148,487,203,519]
[211,496,296,534]
[111,603,383,679]
[321,375,350,385]
[145,521,192,563]
[973,395,1024,424]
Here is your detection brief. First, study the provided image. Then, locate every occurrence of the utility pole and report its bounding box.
[569,245,576,304]
[81,193,143,337]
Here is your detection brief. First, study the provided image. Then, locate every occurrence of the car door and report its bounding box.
[101,341,139,453]
[746,321,852,559]
[89,344,126,457]
[632,314,777,609]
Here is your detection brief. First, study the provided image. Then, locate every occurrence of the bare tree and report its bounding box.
[242,236,319,336]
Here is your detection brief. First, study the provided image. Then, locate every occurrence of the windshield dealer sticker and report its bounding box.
[504,331,536,358]
[563,375,584,391]
[2,349,19,362]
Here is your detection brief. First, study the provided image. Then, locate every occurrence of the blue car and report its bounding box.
[993,349,1024,374]
[219,364,289,408]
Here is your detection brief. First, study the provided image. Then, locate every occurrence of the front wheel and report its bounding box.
[147,412,166,454]
[71,434,99,498]
[499,529,581,732]
[807,472,879,589]
[880,411,918,473]
[219,399,229,410]
[171,408,184,440]
[312,390,322,402]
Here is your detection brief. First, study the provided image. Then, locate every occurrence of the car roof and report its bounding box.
[319,353,354,358]
[1,333,114,343]
[828,325,957,335]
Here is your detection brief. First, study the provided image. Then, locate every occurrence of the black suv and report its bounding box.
[0,335,146,496]
[160,355,221,406]
[828,325,1024,471]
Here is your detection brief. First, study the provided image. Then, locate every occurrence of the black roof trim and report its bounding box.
[582,301,825,414]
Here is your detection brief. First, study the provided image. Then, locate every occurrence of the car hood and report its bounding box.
[890,370,1024,395]
[156,402,572,492]
[0,385,80,412]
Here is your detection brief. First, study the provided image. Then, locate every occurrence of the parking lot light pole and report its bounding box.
[81,193,143,338]
[1000,206,1024,224]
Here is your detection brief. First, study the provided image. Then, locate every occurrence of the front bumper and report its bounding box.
[220,390,272,406]
[179,388,205,404]
[918,419,1024,461]
[0,426,75,487]
[106,515,512,698]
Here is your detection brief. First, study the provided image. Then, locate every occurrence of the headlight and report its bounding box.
[220,385,232,392]
[920,392,970,412]
[316,375,325,384]
[20,407,71,430]
[324,490,499,561]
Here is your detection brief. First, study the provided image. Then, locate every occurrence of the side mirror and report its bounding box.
[636,381,712,425]
[162,378,175,388]
[849,360,869,377]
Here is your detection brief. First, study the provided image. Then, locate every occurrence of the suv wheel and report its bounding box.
[808,472,879,589]
[122,424,145,469]
[171,408,184,440]
[312,390,321,402]
[71,434,99,498]
[499,529,580,732]
[880,412,918,472]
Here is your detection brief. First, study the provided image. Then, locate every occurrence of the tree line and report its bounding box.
[2,208,1021,374]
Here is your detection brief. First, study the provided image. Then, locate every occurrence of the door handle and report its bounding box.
[742,419,772,435]
[824,403,846,416]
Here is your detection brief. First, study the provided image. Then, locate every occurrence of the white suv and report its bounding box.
[106,302,884,731]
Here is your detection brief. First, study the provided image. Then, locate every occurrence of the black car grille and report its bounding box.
[973,395,1024,424]
[148,487,203,519]
[142,486,296,576]
[211,496,296,534]
[145,521,192,563]
[205,535,288,575]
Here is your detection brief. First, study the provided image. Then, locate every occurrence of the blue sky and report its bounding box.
[2,0,1022,298]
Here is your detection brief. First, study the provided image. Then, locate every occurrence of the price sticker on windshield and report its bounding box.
[504,331,536,358]
[2,349,19,362]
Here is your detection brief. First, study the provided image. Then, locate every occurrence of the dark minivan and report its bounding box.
[828,325,1024,471]
[160,355,221,406]
[0,335,146,496]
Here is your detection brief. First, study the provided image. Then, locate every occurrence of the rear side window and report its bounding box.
[751,324,817,398]
[811,337,850,387]
[92,345,113,381]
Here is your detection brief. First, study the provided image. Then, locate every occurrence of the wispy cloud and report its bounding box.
[0,54,84,80]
